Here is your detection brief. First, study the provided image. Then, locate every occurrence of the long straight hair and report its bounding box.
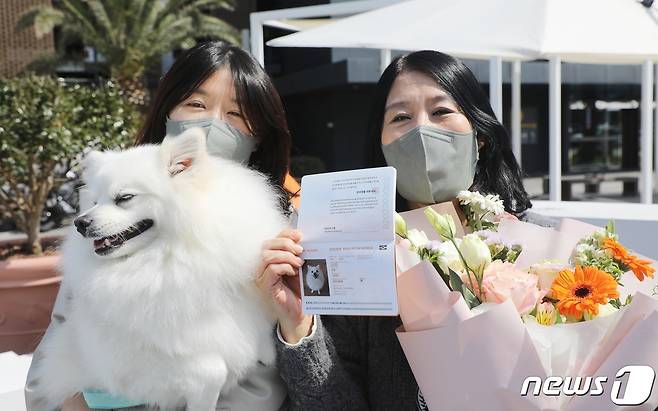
[135,41,291,188]
[367,50,531,214]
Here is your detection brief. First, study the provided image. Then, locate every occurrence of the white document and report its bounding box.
[297,167,397,316]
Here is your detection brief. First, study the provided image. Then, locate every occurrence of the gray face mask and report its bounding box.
[381,125,479,204]
[165,118,257,164]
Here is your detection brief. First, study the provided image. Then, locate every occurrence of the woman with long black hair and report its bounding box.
[257,50,550,410]
[136,40,299,209]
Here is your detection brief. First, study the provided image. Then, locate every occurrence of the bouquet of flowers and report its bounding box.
[394,192,658,411]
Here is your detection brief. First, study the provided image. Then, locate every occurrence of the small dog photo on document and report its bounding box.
[302,259,330,296]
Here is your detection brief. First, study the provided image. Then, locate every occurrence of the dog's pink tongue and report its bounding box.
[93,238,105,249]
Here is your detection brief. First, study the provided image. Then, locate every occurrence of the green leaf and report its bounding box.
[17,0,238,85]
[448,268,464,293]
[461,284,480,309]
[0,75,139,252]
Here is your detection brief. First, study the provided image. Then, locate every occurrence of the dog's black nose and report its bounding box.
[74,216,93,236]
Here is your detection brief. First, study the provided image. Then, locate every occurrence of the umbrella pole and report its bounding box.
[655,66,658,195]
[250,16,265,66]
[640,60,654,204]
[548,57,562,202]
[511,61,522,166]
[489,56,503,121]
[380,49,392,73]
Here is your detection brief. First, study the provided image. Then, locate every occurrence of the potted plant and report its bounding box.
[0,75,137,353]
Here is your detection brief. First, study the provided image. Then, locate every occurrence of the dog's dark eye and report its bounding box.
[115,194,135,204]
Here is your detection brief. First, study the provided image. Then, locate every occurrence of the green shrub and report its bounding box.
[0,75,139,255]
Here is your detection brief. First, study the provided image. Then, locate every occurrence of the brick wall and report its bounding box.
[0,0,55,76]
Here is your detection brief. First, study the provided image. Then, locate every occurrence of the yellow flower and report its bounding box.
[535,302,558,326]
[551,266,619,321]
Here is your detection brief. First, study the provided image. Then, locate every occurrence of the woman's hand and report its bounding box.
[61,394,91,411]
[256,228,313,344]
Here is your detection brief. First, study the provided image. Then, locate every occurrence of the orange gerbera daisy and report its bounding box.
[551,266,619,321]
[604,237,655,281]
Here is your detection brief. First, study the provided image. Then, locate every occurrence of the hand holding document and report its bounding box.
[297,167,398,316]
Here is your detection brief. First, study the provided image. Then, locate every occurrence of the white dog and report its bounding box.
[305,264,326,295]
[28,128,287,410]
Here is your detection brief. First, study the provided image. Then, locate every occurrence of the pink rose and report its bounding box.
[493,212,519,223]
[480,261,544,315]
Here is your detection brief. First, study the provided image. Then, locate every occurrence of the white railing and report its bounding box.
[532,200,658,259]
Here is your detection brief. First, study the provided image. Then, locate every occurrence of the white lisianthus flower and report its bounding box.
[424,207,456,240]
[394,213,408,238]
[459,234,492,275]
[406,229,430,249]
[436,239,463,274]
[583,303,618,321]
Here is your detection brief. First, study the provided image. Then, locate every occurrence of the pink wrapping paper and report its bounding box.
[397,259,471,331]
[396,299,552,411]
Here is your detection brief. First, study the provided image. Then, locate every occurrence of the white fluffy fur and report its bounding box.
[30,129,287,411]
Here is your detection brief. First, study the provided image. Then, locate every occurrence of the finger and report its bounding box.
[277,228,303,242]
[261,249,304,268]
[262,237,303,255]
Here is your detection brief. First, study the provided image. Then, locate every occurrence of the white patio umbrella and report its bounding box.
[267,0,658,203]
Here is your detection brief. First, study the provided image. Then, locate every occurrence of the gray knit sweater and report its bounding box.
[277,315,418,410]
[275,210,556,411]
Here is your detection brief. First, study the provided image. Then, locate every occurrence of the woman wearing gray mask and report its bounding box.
[26,41,297,411]
[257,50,552,411]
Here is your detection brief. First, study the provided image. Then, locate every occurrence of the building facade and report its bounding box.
[0,0,54,76]
[255,1,648,181]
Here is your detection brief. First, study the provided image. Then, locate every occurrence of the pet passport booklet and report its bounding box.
[297,166,398,316]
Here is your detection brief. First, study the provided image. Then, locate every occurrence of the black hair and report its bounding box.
[136,41,291,189]
[367,50,531,214]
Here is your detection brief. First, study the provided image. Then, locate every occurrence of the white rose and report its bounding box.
[528,262,567,297]
[584,303,618,321]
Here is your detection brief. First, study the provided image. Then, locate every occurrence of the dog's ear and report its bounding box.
[81,150,105,180]
[161,127,208,176]
[83,150,104,168]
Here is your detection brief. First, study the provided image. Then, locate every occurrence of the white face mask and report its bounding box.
[381,125,479,204]
[165,118,257,164]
